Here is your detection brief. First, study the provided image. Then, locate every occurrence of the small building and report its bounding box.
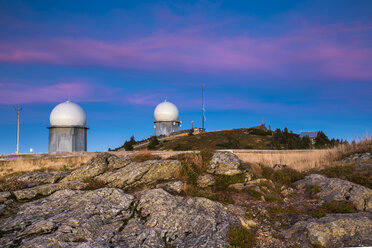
[48,101,88,153]
[154,100,181,136]
[300,131,319,144]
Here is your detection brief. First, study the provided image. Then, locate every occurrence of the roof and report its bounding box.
[300,131,319,138]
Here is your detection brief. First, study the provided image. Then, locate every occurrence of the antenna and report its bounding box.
[191,120,194,129]
[14,105,22,154]
[202,85,205,130]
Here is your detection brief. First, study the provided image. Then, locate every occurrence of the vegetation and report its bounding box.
[312,200,357,218]
[147,136,160,150]
[214,174,245,190]
[83,177,106,190]
[261,166,304,186]
[227,225,255,248]
[0,177,28,191]
[130,150,156,162]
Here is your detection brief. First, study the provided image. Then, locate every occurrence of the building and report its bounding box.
[154,100,181,136]
[300,131,319,144]
[48,101,88,153]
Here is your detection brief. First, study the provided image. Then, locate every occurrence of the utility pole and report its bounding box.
[202,85,205,130]
[14,105,22,154]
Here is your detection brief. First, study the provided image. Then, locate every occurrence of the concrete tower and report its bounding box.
[48,101,88,153]
[154,101,180,136]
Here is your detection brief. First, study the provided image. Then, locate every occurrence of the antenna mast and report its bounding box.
[202,85,205,130]
[14,105,22,154]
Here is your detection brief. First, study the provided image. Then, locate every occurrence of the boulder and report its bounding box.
[294,174,372,211]
[197,174,215,188]
[96,160,181,189]
[0,188,240,248]
[61,153,131,183]
[284,212,372,248]
[13,182,88,200]
[12,171,70,187]
[207,152,242,175]
[342,152,372,163]
[164,181,184,194]
[0,191,11,203]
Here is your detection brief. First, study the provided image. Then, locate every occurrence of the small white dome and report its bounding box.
[50,101,87,127]
[154,101,179,122]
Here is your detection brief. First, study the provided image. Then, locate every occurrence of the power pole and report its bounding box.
[202,85,205,130]
[14,105,22,154]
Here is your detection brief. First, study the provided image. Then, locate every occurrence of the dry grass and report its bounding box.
[130,150,157,162]
[0,153,94,179]
[235,136,371,171]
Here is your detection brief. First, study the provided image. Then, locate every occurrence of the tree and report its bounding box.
[315,131,330,148]
[147,136,159,150]
[123,135,136,151]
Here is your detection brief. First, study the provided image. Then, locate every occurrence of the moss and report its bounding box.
[214,174,245,190]
[312,200,357,218]
[83,177,106,190]
[227,225,255,248]
[310,185,321,196]
[262,167,304,186]
[247,188,262,199]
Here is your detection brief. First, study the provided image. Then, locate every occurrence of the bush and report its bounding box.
[312,200,357,218]
[227,225,255,248]
[262,167,304,186]
[247,188,262,199]
[147,136,159,150]
[173,143,193,151]
[248,128,271,136]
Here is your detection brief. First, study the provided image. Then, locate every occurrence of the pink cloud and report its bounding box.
[0,23,371,80]
[0,82,116,105]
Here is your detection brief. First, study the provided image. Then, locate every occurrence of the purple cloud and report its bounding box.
[0,22,371,81]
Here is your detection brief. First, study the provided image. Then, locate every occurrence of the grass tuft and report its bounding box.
[227,225,255,248]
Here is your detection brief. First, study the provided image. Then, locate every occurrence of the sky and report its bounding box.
[0,0,371,154]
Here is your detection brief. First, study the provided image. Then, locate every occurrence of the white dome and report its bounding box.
[154,101,179,122]
[50,101,87,127]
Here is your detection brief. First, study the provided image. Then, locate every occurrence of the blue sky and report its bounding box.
[0,0,371,154]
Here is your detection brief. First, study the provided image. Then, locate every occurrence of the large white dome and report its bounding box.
[154,101,179,122]
[50,101,87,127]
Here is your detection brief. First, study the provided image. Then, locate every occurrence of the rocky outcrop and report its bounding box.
[342,152,372,163]
[284,212,372,248]
[0,188,240,248]
[61,153,181,190]
[207,152,242,175]
[294,174,372,211]
[164,181,184,194]
[197,174,216,188]
[12,171,70,187]
[61,153,131,183]
[13,182,88,200]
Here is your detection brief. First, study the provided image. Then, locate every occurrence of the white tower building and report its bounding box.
[48,101,88,153]
[154,101,180,136]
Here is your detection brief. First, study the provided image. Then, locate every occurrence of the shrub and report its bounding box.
[147,136,159,150]
[312,200,357,218]
[248,128,271,136]
[262,166,304,186]
[173,143,193,151]
[214,174,245,190]
[186,185,234,204]
[199,149,214,167]
[227,225,255,248]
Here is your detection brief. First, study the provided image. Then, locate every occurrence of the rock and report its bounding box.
[12,171,70,187]
[273,164,287,170]
[96,159,181,189]
[207,152,242,175]
[13,182,88,200]
[0,188,239,248]
[245,178,275,188]
[294,174,372,211]
[342,152,372,163]
[61,153,131,183]
[197,174,216,188]
[284,212,372,248]
[0,191,11,203]
[164,181,184,194]
[228,183,245,191]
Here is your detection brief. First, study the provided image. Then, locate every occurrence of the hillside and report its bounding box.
[152,128,273,151]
